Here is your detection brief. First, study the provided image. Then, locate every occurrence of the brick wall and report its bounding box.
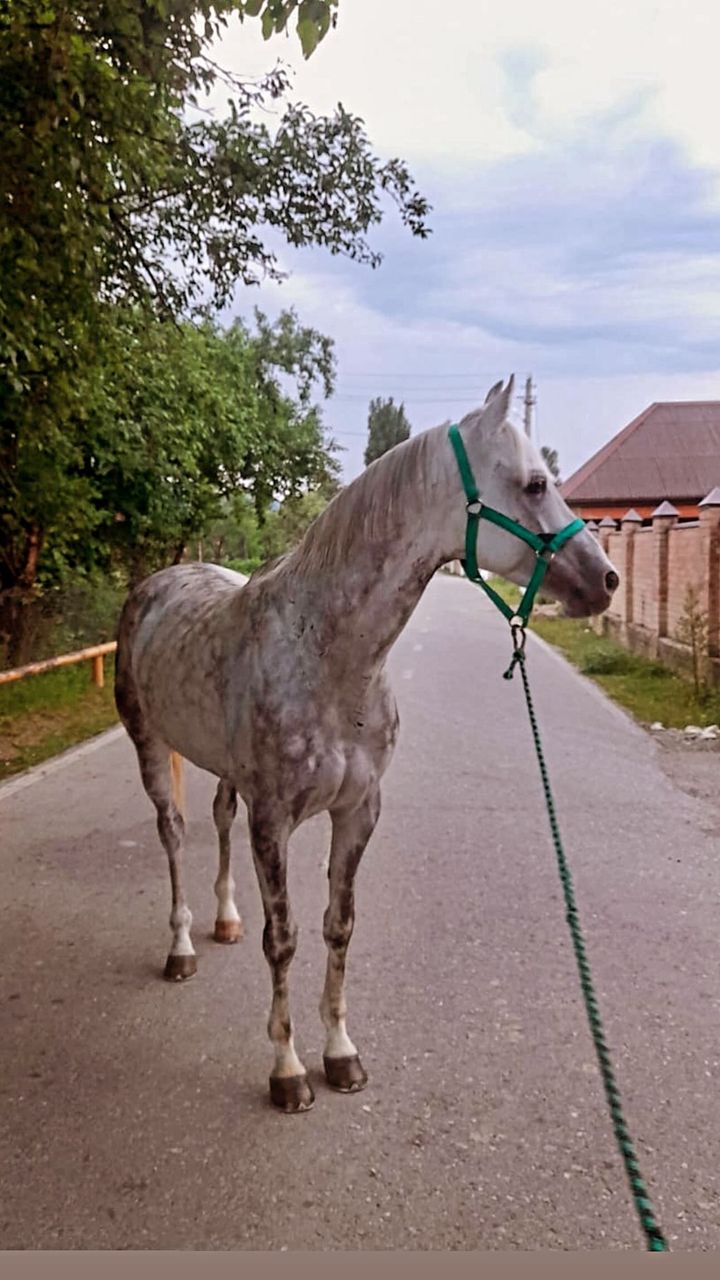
[593,497,720,683]
[632,527,655,631]
[666,525,705,638]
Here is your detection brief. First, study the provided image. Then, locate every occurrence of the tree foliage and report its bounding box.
[1,306,338,658]
[364,396,412,466]
[0,1,431,661]
[1,1,429,384]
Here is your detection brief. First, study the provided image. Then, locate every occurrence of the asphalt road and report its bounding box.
[2,574,719,1251]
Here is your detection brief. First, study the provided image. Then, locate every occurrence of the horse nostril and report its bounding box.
[605,570,619,593]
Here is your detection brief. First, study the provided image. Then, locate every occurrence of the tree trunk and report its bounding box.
[0,526,43,667]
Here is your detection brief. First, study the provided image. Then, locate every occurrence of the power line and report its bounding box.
[337,370,512,379]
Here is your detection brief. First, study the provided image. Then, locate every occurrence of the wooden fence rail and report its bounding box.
[0,641,117,689]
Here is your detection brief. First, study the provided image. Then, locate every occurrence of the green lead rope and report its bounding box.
[508,631,667,1252]
[446,423,668,1251]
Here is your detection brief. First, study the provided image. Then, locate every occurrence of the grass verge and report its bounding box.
[486,577,719,729]
[0,655,119,782]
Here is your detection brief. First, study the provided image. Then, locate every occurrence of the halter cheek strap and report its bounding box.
[447,424,584,626]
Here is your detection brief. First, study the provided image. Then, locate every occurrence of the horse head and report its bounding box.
[454,377,618,617]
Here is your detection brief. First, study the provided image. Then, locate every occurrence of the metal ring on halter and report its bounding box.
[509,616,527,653]
[466,500,483,516]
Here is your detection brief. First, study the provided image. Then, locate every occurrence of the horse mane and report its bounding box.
[287,425,443,575]
[264,401,533,581]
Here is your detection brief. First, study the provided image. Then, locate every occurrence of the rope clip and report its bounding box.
[503,616,527,680]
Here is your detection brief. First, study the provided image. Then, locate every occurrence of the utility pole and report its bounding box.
[523,375,535,440]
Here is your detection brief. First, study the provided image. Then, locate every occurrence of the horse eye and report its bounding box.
[525,476,547,496]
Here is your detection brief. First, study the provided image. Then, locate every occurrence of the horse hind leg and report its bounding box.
[138,738,197,981]
[115,627,195,981]
[212,780,244,944]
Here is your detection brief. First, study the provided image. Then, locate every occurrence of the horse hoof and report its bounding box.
[269,1074,315,1113]
[163,954,197,981]
[323,1054,368,1093]
[213,919,244,944]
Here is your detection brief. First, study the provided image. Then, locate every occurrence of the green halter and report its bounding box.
[448,423,584,627]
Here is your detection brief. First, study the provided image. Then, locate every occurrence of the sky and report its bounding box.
[211,0,720,483]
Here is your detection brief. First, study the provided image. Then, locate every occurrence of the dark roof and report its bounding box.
[561,402,720,503]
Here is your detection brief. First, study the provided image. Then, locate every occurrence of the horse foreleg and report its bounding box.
[212,780,243,943]
[250,814,313,1113]
[320,789,380,1093]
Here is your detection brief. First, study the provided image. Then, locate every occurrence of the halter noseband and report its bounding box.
[448,424,584,628]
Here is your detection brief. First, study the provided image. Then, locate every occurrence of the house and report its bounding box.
[561,401,720,522]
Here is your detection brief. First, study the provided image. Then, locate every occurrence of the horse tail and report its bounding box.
[170,750,186,820]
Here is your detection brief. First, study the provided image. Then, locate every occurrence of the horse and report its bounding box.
[114,376,619,1113]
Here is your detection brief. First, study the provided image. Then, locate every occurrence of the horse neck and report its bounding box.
[286,428,458,674]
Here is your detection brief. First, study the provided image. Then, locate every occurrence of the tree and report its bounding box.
[0,304,338,658]
[1,3,429,379]
[540,445,560,480]
[676,584,709,699]
[0,2,430,656]
[364,398,412,466]
[84,307,339,583]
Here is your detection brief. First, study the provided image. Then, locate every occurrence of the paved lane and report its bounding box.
[1,574,718,1249]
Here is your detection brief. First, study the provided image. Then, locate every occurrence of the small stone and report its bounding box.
[650,721,664,732]
[684,725,702,737]
[700,725,719,740]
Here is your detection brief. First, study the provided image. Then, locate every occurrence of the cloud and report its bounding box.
[216,3,720,481]
[274,99,720,377]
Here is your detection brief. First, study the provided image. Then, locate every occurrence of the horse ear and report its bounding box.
[481,375,515,430]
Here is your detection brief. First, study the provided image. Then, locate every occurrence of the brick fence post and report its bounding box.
[651,501,678,641]
[699,487,720,657]
[598,516,616,556]
[620,508,642,628]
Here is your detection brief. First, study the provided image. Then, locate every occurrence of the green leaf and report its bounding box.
[297,18,320,58]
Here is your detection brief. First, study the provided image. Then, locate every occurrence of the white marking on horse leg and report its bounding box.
[212,781,243,941]
[169,902,194,956]
[250,816,312,1110]
[320,792,380,1080]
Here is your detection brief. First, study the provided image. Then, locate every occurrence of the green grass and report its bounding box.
[486,576,718,729]
[0,656,118,782]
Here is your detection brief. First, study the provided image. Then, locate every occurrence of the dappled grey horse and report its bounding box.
[115,377,618,1112]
